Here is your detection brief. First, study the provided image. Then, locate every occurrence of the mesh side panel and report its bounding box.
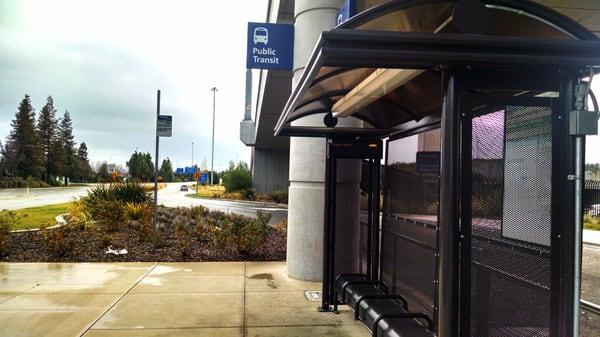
[383,130,440,317]
[470,107,552,337]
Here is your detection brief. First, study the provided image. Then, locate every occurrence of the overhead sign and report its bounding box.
[246,22,293,70]
[157,115,172,137]
[184,166,196,174]
[336,0,357,26]
[175,168,184,174]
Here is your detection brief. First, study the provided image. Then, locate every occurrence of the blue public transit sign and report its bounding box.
[175,168,184,174]
[336,0,357,26]
[246,22,293,70]
[184,167,197,174]
[200,173,209,184]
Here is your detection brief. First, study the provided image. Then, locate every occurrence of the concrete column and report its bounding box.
[287,0,361,281]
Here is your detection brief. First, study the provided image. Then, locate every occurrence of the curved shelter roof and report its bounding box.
[274,0,600,137]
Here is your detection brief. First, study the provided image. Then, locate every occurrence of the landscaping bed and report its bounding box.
[0,183,286,262]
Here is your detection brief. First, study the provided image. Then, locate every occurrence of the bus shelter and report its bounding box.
[275,1,600,336]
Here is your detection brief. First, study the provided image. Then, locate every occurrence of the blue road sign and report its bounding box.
[336,0,357,26]
[200,173,209,184]
[184,167,197,174]
[175,168,184,174]
[247,22,293,70]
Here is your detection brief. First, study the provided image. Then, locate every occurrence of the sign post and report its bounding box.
[152,91,172,250]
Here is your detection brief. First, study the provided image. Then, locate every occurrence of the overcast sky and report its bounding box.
[0,0,267,171]
[1,0,599,170]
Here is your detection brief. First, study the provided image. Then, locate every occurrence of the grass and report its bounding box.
[186,185,226,199]
[10,202,73,231]
[585,214,600,231]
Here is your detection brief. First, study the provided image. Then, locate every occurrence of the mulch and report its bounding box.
[3,224,287,263]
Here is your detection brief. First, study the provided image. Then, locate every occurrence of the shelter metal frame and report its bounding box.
[320,137,383,312]
[273,1,600,336]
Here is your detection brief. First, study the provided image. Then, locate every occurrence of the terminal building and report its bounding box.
[241,1,600,336]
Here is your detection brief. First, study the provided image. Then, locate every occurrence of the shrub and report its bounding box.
[67,200,94,230]
[125,202,152,223]
[88,199,126,232]
[222,162,252,192]
[174,217,194,258]
[83,183,149,232]
[270,190,288,204]
[275,219,287,235]
[212,211,271,255]
[113,182,152,203]
[41,226,75,258]
[240,188,256,201]
[0,210,22,257]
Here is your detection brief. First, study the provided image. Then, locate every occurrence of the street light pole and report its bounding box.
[191,141,194,170]
[210,86,217,185]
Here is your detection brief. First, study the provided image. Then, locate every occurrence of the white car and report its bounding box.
[590,204,600,217]
[253,27,268,45]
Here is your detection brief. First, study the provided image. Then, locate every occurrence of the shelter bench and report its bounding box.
[334,273,434,337]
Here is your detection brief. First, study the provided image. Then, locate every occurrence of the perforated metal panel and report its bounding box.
[469,106,552,337]
[383,129,440,316]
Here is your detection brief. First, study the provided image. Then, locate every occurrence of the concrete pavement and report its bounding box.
[0,262,368,337]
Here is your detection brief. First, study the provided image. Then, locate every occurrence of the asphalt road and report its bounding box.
[156,183,288,225]
[0,185,92,210]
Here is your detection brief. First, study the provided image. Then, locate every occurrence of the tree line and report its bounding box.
[0,95,94,185]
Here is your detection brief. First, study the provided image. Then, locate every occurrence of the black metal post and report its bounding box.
[437,72,461,337]
[459,82,472,337]
[372,159,381,282]
[366,159,374,279]
[553,76,577,337]
[320,138,333,312]
[329,157,338,306]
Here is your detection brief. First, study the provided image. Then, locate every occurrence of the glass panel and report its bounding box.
[382,128,440,315]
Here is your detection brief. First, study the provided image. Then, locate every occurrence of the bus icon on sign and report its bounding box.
[253,27,268,45]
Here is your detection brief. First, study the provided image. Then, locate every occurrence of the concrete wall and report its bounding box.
[252,149,290,193]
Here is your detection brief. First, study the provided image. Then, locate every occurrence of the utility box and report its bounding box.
[570,110,598,136]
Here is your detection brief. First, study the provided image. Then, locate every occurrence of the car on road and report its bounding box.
[590,204,600,217]
[180,185,189,192]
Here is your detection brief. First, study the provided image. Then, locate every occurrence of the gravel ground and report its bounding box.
[2,207,287,262]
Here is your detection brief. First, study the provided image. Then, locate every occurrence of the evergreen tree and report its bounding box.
[37,96,59,183]
[97,162,110,182]
[5,95,42,178]
[58,110,76,184]
[127,151,154,181]
[74,142,93,182]
[159,158,174,182]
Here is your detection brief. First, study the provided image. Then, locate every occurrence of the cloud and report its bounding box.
[0,0,268,171]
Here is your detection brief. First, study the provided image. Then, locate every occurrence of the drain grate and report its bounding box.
[304,290,321,302]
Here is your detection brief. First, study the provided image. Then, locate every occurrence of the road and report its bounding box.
[583,244,600,305]
[0,183,288,225]
[0,185,92,210]
[156,183,288,225]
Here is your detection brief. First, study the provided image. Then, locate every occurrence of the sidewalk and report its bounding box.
[0,262,367,337]
[584,229,600,246]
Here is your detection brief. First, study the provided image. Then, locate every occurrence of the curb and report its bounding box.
[184,194,288,209]
[10,213,67,233]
